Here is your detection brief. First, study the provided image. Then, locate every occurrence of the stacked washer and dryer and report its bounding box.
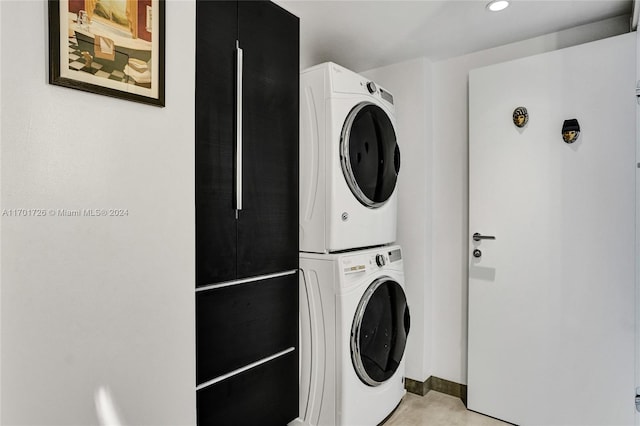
[293,62,410,426]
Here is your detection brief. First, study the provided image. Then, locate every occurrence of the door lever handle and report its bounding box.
[473,233,496,242]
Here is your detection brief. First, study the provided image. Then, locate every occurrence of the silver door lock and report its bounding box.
[473,249,482,258]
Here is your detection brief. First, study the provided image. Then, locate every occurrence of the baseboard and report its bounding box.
[404,376,431,396]
[405,376,468,406]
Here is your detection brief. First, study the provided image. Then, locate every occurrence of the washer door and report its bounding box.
[340,102,400,208]
[351,277,410,386]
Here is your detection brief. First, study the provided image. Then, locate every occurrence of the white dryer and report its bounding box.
[294,245,410,426]
[300,62,400,253]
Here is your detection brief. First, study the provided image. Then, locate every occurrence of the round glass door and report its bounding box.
[340,102,400,208]
[351,277,410,386]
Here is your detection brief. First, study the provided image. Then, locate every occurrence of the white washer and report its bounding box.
[293,245,410,426]
[300,62,400,253]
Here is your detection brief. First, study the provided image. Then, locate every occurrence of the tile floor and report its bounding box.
[383,391,511,426]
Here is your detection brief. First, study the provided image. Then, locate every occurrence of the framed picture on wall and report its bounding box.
[48,0,165,107]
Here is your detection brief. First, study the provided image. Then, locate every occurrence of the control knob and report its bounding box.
[366,81,377,94]
[375,254,386,267]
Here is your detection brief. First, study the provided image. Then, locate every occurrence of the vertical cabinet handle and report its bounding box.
[235,41,243,211]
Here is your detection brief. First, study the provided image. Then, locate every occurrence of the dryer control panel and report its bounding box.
[329,63,395,107]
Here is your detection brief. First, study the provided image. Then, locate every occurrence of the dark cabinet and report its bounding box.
[196,350,298,426]
[196,0,299,286]
[195,0,238,283]
[196,274,298,385]
[195,1,299,424]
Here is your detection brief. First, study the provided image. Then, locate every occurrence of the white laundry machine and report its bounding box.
[293,245,410,426]
[299,62,400,253]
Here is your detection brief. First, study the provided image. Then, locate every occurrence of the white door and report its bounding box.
[468,33,636,426]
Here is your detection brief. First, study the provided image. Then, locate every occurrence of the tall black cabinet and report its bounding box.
[195,1,299,424]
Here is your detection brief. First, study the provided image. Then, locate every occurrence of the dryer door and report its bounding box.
[340,102,400,208]
[351,277,410,386]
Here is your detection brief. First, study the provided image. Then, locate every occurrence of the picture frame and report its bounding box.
[48,0,165,107]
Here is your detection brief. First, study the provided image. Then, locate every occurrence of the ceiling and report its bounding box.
[275,0,632,72]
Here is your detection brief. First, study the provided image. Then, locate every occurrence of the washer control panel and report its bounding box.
[388,248,402,263]
[342,248,402,274]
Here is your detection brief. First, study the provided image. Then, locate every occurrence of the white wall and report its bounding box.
[1,1,196,424]
[362,58,433,382]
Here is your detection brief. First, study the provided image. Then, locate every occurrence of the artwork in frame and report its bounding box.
[49,0,165,107]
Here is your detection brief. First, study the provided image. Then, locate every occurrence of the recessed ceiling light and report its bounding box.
[487,0,510,12]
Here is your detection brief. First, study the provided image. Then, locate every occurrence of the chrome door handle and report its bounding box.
[473,233,496,242]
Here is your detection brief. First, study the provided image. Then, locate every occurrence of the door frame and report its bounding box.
[636,28,640,426]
